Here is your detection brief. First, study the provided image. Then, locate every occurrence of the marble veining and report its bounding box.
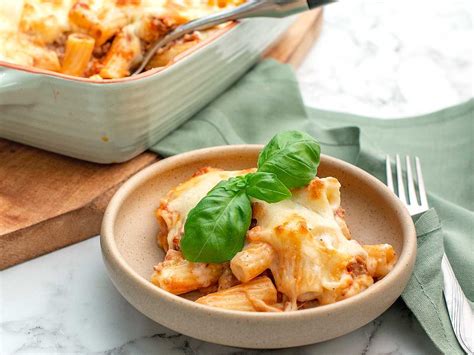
[1,0,472,353]
[297,0,473,117]
[1,238,440,354]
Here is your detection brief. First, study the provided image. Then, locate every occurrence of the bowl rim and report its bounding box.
[101,144,416,320]
[0,22,238,85]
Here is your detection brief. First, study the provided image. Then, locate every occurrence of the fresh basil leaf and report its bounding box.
[245,172,291,203]
[181,177,252,263]
[222,175,247,191]
[257,131,321,189]
[180,130,321,263]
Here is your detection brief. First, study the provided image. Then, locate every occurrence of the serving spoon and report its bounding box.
[133,0,336,75]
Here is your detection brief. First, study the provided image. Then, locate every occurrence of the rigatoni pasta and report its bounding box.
[99,24,142,79]
[196,276,279,312]
[364,244,398,279]
[61,33,95,76]
[151,249,223,295]
[230,242,275,283]
[150,167,397,312]
[0,0,246,79]
[69,2,128,46]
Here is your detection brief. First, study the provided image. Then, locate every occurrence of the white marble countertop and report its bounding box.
[1,0,472,353]
[2,238,440,354]
[298,0,473,117]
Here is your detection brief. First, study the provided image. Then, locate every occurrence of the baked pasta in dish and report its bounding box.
[151,167,397,312]
[0,0,244,79]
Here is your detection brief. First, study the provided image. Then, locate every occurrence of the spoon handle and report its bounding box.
[307,0,337,10]
[133,0,336,75]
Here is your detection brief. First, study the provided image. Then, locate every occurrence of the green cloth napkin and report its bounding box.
[150,60,473,354]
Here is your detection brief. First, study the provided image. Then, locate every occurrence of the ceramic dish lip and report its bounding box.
[0,22,237,85]
[101,144,416,320]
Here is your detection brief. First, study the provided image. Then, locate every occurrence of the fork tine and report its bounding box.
[396,154,407,204]
[405,156,419,205]
[415,157,429,208]
[386,155,394,193]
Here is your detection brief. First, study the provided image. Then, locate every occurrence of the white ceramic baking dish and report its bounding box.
[0,17,293,163]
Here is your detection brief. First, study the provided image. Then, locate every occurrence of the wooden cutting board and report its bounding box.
[0,9,323,270]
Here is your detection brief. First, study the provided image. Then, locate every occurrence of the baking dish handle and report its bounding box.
[0,67,40,106]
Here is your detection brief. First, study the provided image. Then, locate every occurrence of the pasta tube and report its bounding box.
[136,13,188,43]
[230,242,275,283]
[363,244,397,279]
[99,25,142,79]
[61,33,95,77]
[196,276,279,312]
[146,40,198,69]
[155,211,169,251]
[69,2,127,46]
[151,250,223,295]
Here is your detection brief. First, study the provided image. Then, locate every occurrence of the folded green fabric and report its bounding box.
[403,209,463,355]
[150,60,473,354]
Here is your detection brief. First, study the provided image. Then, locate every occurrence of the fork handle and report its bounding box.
[442,254,474,354]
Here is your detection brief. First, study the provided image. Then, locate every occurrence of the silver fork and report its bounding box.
[386,155,474,355]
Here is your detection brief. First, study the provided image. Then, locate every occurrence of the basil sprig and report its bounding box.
[181,131,321,263]
[181,177,252,263]
[245,172,291,203]
[258,130,321,189]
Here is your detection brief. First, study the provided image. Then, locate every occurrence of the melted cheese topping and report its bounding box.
[0,0,244,77]
[249,177,370,308]
[154,168,397,310]
[156,167,255,250]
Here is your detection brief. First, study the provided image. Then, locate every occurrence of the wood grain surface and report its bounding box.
[0,8,323,269]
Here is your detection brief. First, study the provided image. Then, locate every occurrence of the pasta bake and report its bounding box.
[151,167,397,312]
[0,0,244,79]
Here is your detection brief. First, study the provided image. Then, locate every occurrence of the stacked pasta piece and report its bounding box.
[151,167,397,312]
[0,0,245,79]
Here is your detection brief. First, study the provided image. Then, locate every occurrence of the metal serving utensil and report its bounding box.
[133,0,336,75]
[386,155,474,355]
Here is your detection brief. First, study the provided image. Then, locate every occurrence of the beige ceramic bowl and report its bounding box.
[101,145,416,349]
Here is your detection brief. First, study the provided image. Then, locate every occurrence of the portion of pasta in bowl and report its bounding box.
[0,0,244,79]
[150,132,397,312]
[100,134,417,347]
